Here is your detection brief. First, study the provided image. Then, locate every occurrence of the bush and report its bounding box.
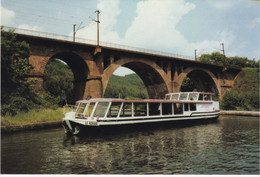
[221,91,259,111]
[244,92,259,110]
[221,91,245,110]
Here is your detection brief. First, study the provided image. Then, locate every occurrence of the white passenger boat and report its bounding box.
[62,92,220,135]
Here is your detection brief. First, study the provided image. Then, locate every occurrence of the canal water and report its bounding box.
[1,115,259,174]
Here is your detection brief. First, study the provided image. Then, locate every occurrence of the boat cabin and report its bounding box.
[71,92,218,120]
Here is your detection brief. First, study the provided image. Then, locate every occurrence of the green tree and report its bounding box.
[227,56,248,67]
[198,52,225,65]
[198,51,259,68]
[1,27,41,115]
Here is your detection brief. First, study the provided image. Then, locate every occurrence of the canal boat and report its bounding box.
[62,92,220,135]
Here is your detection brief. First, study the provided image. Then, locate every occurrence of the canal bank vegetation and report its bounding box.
[1,108,63,126]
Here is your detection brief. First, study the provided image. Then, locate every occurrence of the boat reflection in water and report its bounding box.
[62,92,220,135]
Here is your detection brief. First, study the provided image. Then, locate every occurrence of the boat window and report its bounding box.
[188,93,198,101]
[76,103,87,118]
[120,102,132,117]
[162,103,172,115]
[174,103,183,114]
[134,103,147,117]
[172,94,179,101]
[107,102,122,118]
[190,103,196,111]
[93,102,109,117]
[184,103,189,111]
[204,94,211,101]
[199,94,204,100]
[180,93,188,100]
[165,94,171,100]
[212,95,219,101]
[149,103,160,116]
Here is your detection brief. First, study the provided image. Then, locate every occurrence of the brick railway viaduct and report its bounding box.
[16,33,241,102]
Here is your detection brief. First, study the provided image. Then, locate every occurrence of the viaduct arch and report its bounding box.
[175,67,220,94]
[15,33,241,101]
[47,52,89,101]
[102,58,170,99]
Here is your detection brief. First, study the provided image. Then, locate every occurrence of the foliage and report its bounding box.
[1,27,43,115]
[104,74,148,99]
[232,68,259,93]
[1,108,63,126]
[220,91,246,110]
[198,52,259,68]
[198,52,225,65]
[43,59,74,105]
[180,77,196,92]
[221,68,259,111]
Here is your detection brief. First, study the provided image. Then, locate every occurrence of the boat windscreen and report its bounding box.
[76,103,87,118]
[85,103,95,117]
[74,103,79,111]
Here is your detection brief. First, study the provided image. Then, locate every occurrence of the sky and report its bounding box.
[1,0,260,76]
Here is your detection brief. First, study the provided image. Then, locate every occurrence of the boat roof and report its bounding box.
[165,92,215,95]
[75,92,215,103]
[76,98,212,104]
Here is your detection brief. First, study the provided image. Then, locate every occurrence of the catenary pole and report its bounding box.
[195,49,197,61]
[73,24,76,42]
[95,10,100,46]
[220,43,226,66]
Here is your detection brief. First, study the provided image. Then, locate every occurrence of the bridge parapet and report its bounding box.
[3,26,194,60]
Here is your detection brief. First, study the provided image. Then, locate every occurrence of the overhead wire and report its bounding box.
[2,0,96,30]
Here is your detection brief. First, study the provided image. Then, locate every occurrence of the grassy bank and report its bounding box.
[1,108,63,127]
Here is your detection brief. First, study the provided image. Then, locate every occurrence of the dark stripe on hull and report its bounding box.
[97,112,219,125]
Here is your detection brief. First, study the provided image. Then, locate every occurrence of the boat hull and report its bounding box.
[63,112,219,135]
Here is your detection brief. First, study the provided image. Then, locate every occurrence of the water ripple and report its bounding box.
[1,116,259,174]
